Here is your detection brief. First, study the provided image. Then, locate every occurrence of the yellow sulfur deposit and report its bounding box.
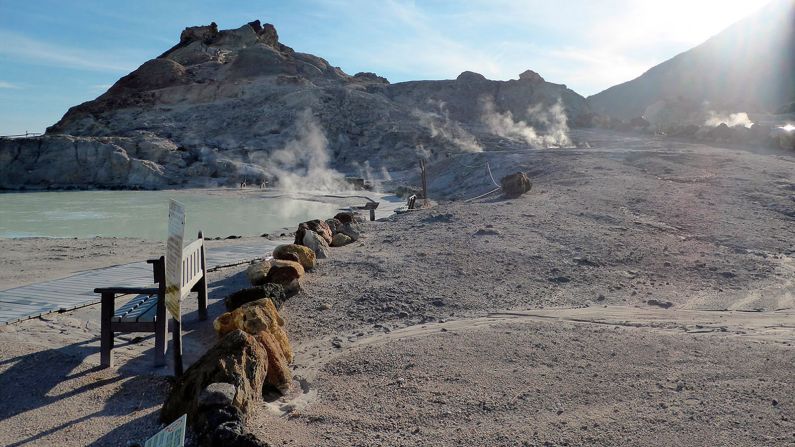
[213,298,293,364]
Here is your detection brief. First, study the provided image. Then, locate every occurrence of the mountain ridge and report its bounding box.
[0,20,588,190]
[588,0,795,120]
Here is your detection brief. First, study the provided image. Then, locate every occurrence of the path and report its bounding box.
[0,244,272,325]
[265,305,795,416]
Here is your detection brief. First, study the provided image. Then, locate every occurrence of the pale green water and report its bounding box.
[0,190,343,240]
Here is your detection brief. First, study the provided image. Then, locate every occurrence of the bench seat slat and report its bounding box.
[125,299,158,323]
[111,294,158,323]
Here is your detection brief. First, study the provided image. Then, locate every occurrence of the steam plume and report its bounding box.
[350,160,392,192]
[413,100,482,152]
[264,109,348,192]
[704,111,754,128]
[480,96,572,148]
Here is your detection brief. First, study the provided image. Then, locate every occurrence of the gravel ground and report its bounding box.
[1,131,794,446]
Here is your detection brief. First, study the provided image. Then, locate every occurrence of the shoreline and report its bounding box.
[0,188,405,242]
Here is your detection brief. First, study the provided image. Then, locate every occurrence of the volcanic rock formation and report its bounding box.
[0,20,588,190]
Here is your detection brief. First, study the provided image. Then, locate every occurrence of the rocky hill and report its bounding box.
[589,0,795,121]
[0,21,589,190]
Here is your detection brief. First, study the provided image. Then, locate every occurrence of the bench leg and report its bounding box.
[154,302,167,367]
[197,276,208,321]
[198,234,208,321]
[100,292,114,368]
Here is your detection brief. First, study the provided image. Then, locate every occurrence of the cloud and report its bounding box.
[0,81,21,89]
[0,31,138,73]
[321,0,505,81]
[302,0,770,95]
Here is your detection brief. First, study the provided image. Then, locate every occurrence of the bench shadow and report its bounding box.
[0,341,95,418]
[0,339,167,447]
[207,270,249,300]
[0,271,253,446]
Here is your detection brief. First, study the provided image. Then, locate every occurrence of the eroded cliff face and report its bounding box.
[1,20,590,190]
[0,133,185,189]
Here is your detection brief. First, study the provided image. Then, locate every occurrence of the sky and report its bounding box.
[0,0,772,135]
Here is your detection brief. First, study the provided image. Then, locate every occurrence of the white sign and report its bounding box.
[165,199,185,322]
[144,414,186,447]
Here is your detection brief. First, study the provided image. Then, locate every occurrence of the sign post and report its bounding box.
[166,200,186,376]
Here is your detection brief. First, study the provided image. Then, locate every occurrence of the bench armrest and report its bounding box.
[94,287,159,295]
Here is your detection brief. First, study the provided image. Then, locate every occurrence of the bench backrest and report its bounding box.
[180,234,206,299]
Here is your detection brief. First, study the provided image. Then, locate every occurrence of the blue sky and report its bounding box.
[0,0,770,134]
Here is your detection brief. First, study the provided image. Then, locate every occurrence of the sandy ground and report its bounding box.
[1,131,794,446]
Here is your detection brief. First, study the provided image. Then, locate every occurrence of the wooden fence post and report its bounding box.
[419,159,428,206]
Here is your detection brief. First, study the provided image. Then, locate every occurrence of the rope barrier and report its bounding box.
[464,187,502,203]
[485,162,500,188]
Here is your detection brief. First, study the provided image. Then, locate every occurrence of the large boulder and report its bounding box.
[273,244,316,270]
[303,230,331,259]
[263,259,304,290]
[224,284,288,311]
[256,331,292,393]
[161,330,268,425]
[198,382,236,408]
[213,299,293,391]
[325,218,342,235]
[331,233,353,247]
[294,219,332,245]
[338,221,363,242]
[333,212,354,224]
[293,222,310,246]
[245,261,271,286]
[205,416,271,447]
[196,402,271,447]
[213,298,293,364]
[501,172,533,198]
[304,219,333,244]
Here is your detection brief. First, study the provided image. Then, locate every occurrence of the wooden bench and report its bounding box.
[95,232,208,368]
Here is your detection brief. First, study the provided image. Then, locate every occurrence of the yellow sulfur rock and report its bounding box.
[256,331,292,392]
[213,298,293,364]
[273,244,316,270]
[264,259,304,290]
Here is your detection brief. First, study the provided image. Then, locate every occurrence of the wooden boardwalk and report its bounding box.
[0,244,271,325]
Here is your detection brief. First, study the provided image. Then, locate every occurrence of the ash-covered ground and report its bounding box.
[1,130,793,446]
